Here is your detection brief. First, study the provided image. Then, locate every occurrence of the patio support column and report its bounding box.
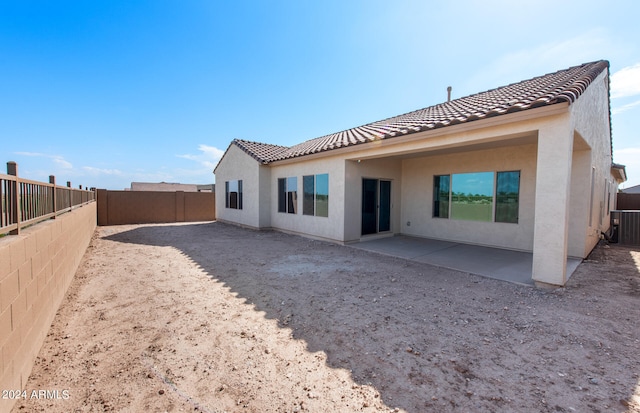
[532,121,574,286]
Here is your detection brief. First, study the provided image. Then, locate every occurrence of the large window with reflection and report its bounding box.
[433,175,450,218]
[451,172,494,222]
[225,180,242,210]
[433,171,520,223]
[278,177,298,214]
[495,171,520,223]
[303,173,329,217]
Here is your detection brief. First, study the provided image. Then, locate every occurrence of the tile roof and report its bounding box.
[232,140,290,164]
[621,184,640,194]
[232,60,609,164]
[130,182,200,192]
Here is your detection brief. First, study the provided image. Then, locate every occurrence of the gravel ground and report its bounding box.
[11,221,640,413]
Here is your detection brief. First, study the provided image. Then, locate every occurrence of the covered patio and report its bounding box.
[351,235,583,286]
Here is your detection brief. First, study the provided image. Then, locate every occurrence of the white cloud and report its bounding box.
[82,166,124,176]
[52,157,73,169]
[198,144,225,160]
[14,151,42,157]
[612,99,640,115]
[614,147,640,188]
[466,30,612,93]
[610,63,640,99]
[177,144,225,170]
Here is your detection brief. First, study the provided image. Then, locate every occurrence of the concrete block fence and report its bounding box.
[0,202,96,413]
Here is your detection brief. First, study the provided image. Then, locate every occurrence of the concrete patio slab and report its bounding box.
[351,235,582,286]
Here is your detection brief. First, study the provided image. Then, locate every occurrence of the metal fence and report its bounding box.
[617,192,640,210]
[0,161,96,235]
[611,210,640,245]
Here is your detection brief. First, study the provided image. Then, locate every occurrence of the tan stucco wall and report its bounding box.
[531,70,612,284]
[532,113,574,284]
[258,164,272,228]
[214,145,265,229]
[569,69,614,258]
[0,203,96,413]
[568,143,592,257]
[343,158,402,242]
[401,143,537,251]
[269,156,347,242]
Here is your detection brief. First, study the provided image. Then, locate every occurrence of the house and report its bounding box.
[620,184,640,194]
[129,182,215,192]
[214,60,626,286]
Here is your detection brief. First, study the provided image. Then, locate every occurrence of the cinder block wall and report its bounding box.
[0,203,96,413]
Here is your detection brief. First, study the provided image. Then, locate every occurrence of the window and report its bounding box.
[589,167,595,226]
[607,181,612,216]
[303,174,329,217]
[225,180,242,209]
[433,175,450,218]
[433,171,520,223]
[278,177,298,214]
[303,176,314,216]
[451,172,493,222]
[316,174,329,217]
[602,178,610,225]
[495,171,520,223]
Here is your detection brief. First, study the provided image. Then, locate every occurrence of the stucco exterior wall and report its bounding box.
[569,69,614,257]
[214,145,264,229]
[343,157,403,242]
[568,144,592,257]
[258,165,272,228]
[269,156,346,242]
[531,113,574,284]
[401,143,537,251]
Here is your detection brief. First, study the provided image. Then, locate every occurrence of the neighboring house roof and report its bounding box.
[622,184,640,194]
[196,184,215,192]
[130,182,201,192]
[227,60,609,165]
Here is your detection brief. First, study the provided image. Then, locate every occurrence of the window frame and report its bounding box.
[451,172,494,222]
[278,177,298,214]
[303,173,329,217]
[433,170,520,224]
[225,179,243,210]
[433,175,450,218]
[495,171,520,223]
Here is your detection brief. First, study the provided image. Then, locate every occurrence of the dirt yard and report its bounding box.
[11,222,640,413]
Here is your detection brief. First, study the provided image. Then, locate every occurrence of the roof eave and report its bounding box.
[268,102,570,166]
[611,163,627,183]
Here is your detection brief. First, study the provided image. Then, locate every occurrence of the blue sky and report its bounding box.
[1,0,639,190]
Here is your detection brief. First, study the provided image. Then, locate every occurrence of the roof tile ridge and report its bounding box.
[232,138,291,164]
[552,60,609,103]
[234,60,608,164]
[434,60,607,109]
[234,138,290,150]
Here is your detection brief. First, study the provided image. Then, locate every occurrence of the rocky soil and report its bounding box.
[11,222,640,412]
